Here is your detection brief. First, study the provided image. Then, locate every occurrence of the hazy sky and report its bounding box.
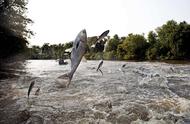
[27,0,190,46]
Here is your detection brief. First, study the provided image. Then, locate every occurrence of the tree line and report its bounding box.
[0,1,189,62]
[28,42,72,59]
[0,0,33,59]
[87,20,190,60]
[28,20,190,60]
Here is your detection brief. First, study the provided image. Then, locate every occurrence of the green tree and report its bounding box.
[156,20,177,59]
[156,20,190,59]
[41,43,52,59]
[28,45,41,59]
[118,34,148,60]
[0,0,32,59]
[148,31,157,46]
[117,43,126,60]
[176,21,190,59]
[64,42,72,49]
[103,51,117,60]
[0,0,33,38]
[105,34,120,52]
[146,31,159,60]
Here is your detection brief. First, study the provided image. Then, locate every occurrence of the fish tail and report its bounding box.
[99,69,103,75]
[57,73,73,87]
[58,73,69,79]
[66,78,72,88]
[58,72,73,79]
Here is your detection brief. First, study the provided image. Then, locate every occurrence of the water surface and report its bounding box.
[1,60,190,124]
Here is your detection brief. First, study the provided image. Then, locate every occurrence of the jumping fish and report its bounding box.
[57,29,88,87]
[97,59,103,75]
[95,30,109,75]
[122,64,126,68]
[27,81,35,98]
[35,87,40,96]
[96,30,109,43]
[57,29,109,87]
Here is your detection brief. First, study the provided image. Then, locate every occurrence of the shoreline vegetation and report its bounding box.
[0,1,190,63]
[0,0,32,63]
[27,20,190,61]
[0,20,190,63]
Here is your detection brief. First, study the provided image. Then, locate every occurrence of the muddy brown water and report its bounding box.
[1,60,190,124]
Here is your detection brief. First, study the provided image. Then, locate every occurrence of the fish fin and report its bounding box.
[57,73,69,79]
[66,79,71,88]
[82,56,87,62]
[28,81,35,98]
[57,73,72,87]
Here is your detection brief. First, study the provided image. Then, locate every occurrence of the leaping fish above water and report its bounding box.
[97,59,103,75]
[57,29,88,87]
[95,30,109,76]
[96,30,109,43]
[27,80,35,98]
[57,29,109,87]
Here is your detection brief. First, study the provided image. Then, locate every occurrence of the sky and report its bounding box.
[27,0,190,46]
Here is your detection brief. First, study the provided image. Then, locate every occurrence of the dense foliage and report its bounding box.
[156,20,190,59]
[28,42,72,59]
[0,0,189,61]
[28,20,190,61]
[0,0,32,59]
[86,20,190,60]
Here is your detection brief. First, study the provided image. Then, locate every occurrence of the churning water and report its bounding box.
[1,60,190,124]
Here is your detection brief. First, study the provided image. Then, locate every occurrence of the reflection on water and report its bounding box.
[1,60,190,124]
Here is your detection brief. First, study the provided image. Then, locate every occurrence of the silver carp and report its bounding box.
[57,29,109,87]
[57,29,87,87]
[96,30,109,43]
[28,80,35,98]
[96,59,104,75]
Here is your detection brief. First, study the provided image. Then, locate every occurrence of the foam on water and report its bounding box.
[2,60,190,123]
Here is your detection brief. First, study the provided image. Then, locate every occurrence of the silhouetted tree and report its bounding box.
[0,0,32,59]
[0,0,33,38]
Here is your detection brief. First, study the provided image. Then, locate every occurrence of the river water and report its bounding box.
[1,60,190,124]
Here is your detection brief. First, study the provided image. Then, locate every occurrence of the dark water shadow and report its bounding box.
[0,60,30,124]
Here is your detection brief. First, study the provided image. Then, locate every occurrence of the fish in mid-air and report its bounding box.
[96,30,109,43]
[28,80,35,98]
[57,29,88,87]
[95,30,109,75]
[57,29,109,87]
[96,59,103,75]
